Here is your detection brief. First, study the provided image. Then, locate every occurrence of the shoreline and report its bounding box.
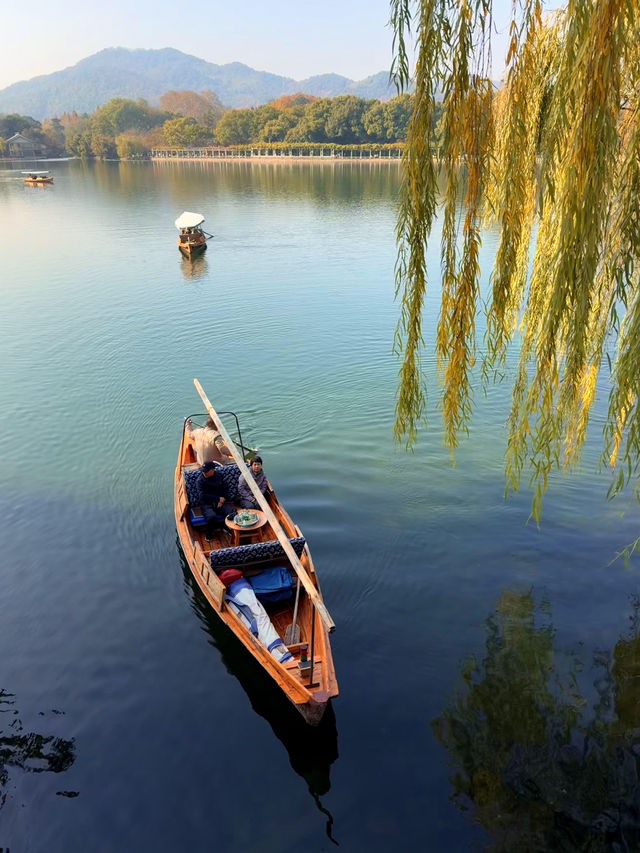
[151,155,402,164]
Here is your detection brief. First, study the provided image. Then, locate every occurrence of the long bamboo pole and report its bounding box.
[193,378,335,633]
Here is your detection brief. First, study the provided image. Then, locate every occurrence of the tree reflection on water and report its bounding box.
[433,591,640,852]
[0,688,76,808]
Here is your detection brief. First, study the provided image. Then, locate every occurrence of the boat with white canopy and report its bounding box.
[22,170,53,185]
[175,211,212,258]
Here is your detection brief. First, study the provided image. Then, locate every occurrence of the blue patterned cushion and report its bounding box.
[183,468,202,507]
[218,464,242,501]
[210,536,306,570]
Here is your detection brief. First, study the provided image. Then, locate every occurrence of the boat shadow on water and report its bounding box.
[177,542,340,845]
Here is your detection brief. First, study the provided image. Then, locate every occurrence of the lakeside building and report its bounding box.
[4,132,47,159]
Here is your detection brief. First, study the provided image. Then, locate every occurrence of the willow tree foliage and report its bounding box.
[392,0,640,521]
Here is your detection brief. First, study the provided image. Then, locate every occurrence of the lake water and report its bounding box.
[1,159,639,852]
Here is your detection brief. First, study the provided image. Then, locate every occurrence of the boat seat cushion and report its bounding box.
[248,566,295,602]
[183,468,203,507]
[188,505,207,527]
[210,537,306,570]
[217,464,242,502]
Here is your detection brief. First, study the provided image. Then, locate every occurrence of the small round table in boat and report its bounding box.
[225,510,268,547]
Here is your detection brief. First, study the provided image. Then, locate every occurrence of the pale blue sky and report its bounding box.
[1,1,560,93]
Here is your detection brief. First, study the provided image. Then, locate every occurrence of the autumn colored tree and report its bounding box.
[59,111,82,128]
[159,90,225,127]
[392,0,640,520]
[268,92,317,111]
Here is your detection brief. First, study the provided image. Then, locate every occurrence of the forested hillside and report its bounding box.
[0,48,398,119]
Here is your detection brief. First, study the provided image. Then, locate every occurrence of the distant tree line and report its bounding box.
[0,90,421,160]
[213,93,414,145]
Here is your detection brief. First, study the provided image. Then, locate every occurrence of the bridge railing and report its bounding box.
[151,145,403,160]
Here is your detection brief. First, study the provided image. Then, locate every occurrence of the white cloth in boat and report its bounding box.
[188,424,233,465]
[226,579,291,662]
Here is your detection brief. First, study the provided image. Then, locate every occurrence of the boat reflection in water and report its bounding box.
[179,254,209,282]
[433,590,640,851]
[178,547,339,843]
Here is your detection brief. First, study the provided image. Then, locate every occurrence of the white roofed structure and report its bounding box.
[175,211,205,229]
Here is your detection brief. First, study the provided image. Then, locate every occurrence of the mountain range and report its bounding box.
[0,48,398,120]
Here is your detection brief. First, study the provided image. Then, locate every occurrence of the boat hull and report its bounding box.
[178,240,207,258]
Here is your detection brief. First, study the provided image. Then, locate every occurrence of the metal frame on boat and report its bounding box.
[174,379,338,724]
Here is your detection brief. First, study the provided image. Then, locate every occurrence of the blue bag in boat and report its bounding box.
[248,567,295,603]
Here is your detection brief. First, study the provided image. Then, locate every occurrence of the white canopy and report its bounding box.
[21,170,50,175]
[175,211,205,229]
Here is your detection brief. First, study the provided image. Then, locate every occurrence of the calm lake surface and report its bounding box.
[1,159,639,852]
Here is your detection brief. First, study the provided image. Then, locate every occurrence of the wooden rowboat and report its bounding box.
[175,211,211,258]
[22,170,53,184]
[174,379,338,724]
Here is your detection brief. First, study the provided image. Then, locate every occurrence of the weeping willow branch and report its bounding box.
[393,0,640,519]
[393,0,445,446]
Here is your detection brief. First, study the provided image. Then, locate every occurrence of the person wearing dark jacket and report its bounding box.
[194,461,235,528]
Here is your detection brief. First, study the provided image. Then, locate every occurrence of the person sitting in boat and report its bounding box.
[195,461,235,529]
[237,456,270,509]
[187,417,234,465]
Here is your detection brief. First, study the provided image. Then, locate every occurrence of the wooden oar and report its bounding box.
[193,378,336,633]
[284,577,301,644]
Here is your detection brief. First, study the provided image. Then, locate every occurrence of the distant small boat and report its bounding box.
[175,211,212,258]
[22,170,53,185]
